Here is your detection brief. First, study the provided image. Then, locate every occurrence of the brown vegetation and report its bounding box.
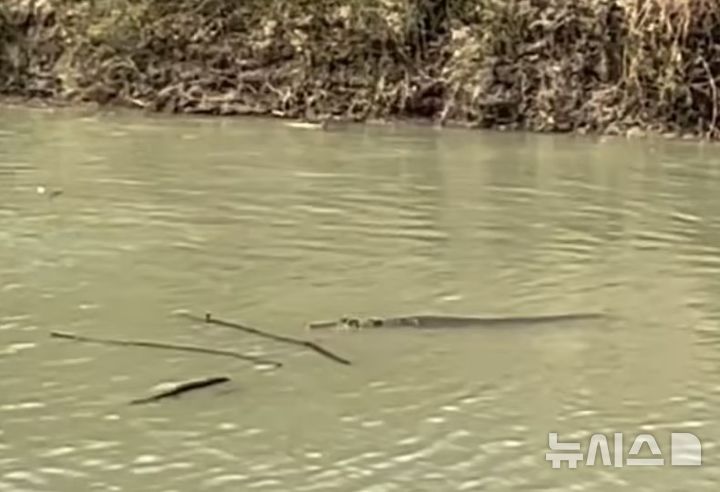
[2,0,720,138]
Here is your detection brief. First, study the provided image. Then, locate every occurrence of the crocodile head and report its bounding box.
[306,316,360,330]
[306,316,383,330]
[339,316,361,329]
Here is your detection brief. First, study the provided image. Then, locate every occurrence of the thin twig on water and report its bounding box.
[50,331,282,368]
[177,312,352,366]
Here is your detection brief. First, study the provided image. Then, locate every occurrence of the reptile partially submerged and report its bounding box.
[307,313,605,330]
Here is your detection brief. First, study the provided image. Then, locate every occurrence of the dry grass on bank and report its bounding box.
[1,0,720,138]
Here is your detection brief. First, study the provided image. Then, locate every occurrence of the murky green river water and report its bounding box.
[1,106,719,491]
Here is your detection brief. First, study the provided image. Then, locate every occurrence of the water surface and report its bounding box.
[1,106,719,491]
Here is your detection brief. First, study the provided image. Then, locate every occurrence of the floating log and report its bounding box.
[178,312,352,366]
[130,376,231,405]
[50,331,282,368]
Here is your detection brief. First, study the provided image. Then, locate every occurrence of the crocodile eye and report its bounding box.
[347,318,360,329]
[370,318,382,327]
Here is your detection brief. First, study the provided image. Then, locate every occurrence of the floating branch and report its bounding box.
[130,376,231,405]
[50,331,282,368]
[178,312,352,366]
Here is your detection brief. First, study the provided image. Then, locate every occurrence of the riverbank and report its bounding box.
[2,0,719,140]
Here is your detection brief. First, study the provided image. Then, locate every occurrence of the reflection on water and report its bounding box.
[1,106,719,491]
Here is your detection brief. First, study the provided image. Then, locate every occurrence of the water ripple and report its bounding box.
[2,109,720,492]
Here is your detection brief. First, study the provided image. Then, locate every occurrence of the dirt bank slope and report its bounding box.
[2,0,719,138]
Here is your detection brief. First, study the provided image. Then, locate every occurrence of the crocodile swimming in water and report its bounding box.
[306,313,605,330]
